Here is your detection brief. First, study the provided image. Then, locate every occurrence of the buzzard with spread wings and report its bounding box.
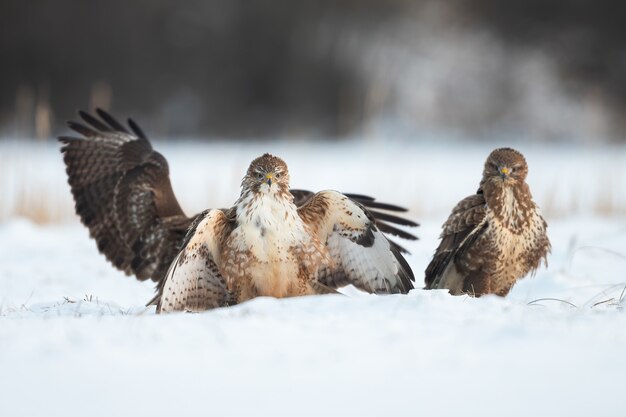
[59,109,418,311]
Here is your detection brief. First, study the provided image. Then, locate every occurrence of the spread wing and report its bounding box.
[298,190,414,294]
[424,192,488,289]
[290,189,418,254]
[157,209,235,313]
[60,110,418,303]
[58,109,197,286]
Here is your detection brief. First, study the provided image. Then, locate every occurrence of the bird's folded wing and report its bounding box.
[424,193,487,289]
[298,190,414,294]
[156,209,235,313]
[290,189,418,254]
[58,109,194,284]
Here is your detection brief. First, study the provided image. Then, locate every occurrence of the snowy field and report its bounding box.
[1,139,626,417]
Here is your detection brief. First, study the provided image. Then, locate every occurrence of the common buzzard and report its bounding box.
[424,148,550,296]
[158,153,414,312]
[59,109,418,310]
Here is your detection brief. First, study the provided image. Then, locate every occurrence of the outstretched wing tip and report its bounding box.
[58,135,78,144]
[294,188,419,242]
[59,109,193,300]
[302,191,416,295]
[127,117,148,139]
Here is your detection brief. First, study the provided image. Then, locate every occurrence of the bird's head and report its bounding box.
[482,147,528,185]
[243,153,290,195]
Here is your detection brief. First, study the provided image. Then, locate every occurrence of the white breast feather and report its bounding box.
[234,193,309,260]
[230,192,316,296]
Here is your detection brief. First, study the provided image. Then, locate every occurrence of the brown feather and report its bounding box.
[155,209,236,312]
[299,191,415,294]
[290,189,418,254]
[424,148,550,296]
[59,110,196,288]
[60,111,420,310]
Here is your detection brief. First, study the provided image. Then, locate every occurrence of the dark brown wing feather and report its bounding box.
[59,109,197,286]
[61,111,418,294]
[290,189,419,254]
[424,192,487,289]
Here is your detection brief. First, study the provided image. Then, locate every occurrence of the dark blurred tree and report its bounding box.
[460,0,626,133]
[1,0,626,139]
[0,0,408,138]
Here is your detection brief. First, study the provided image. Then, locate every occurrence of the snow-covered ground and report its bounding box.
[1,140,625,417]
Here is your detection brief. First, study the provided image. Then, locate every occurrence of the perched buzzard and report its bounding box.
[58,109,418,311]
[158,153,414,312]
[424,148,550,297]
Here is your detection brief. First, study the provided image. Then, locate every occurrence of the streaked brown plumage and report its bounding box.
[158,153,415,312]
[424,148,550,296]
[59,109,418,309]
[157,154,414,312]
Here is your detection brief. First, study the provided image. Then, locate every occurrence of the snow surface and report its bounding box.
[1,141,626,417]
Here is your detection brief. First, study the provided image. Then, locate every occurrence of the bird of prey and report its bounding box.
[158,153,415,312]
[59,109,418,311]
[424,148,550,297]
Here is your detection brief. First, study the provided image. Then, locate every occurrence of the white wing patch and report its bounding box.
[301,190,414,294]
[325,227,408,293]
[158,210,233,313]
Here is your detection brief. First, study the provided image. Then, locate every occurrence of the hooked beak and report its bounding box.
[499,167,510,179]
[265,173,273,187]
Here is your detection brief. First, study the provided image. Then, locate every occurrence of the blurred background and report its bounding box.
[2,0,626,224]
[2,0,626,142]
